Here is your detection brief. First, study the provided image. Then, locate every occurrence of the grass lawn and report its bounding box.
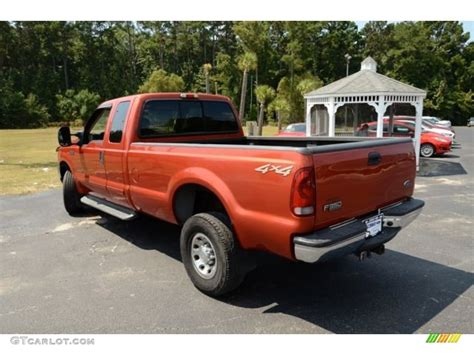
[0,125,281,195]
[0,128,63,195]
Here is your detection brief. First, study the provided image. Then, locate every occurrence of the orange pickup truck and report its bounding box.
[57,93,424,296]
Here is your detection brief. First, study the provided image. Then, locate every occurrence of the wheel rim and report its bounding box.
[190,233,217,279]
[421,145,434,157]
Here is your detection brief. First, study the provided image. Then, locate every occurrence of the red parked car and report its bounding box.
[358,120,452,157]
[275,123,306,136]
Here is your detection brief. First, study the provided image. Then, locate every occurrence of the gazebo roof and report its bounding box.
[305,57,426,98]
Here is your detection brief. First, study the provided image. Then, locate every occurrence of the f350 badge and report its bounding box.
[255,164,293,177]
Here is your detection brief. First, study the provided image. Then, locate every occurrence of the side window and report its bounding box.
[370,124,388,132]
[88,109,111,142]
[394,125,411,135]
[109,101,130,143]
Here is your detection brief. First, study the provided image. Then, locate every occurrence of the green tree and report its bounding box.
[268,96,291,130]
[139,69,185,93]
[360,21,395,72]
[0,79,49,128]
[56,89,100,123]
[255,85,275,135]
[237,51,257,121]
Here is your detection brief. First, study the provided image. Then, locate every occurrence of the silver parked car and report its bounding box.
[423,116,452,128]
[468,117,474,127]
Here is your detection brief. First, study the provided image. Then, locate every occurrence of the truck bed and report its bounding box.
[136,135,413,152]
[131,135,416,235]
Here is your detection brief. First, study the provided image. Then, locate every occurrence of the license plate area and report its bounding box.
[364,213,383,238]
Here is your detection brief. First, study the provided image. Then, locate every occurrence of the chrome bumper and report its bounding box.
[294,198,424,263]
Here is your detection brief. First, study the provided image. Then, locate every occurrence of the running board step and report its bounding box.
[80,195,137,221]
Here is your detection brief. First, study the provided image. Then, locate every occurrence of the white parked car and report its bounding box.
[423,116,452,128]
[397,120,455,140]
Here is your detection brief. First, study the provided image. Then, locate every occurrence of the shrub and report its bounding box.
[56,89,101,122]
[0,85,50,128]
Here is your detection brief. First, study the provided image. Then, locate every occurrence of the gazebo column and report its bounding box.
[413,99,423,170]
[368,96,389,138]
[305,102,313,137]
[323,98,342,137]
[327,98,336,137]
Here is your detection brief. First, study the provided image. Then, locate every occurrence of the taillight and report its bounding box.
[180,93,199,99]
[290,167,316,216]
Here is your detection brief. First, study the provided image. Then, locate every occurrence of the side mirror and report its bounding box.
[58,126,72,147]
[72,132,83,146]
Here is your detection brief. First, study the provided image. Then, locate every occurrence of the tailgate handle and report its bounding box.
[368,152,381,166]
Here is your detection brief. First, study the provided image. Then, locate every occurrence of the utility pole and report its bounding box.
[345,53,351,77]
[344,53,352,131]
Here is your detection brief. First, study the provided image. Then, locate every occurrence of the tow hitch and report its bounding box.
[357,244,385,261]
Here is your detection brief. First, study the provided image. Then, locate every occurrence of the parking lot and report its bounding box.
[0,127,472,334]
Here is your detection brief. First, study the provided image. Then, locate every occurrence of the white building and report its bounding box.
[304,57,426,167]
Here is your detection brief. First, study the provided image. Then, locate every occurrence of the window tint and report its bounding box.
[88,109,111,142]
[394,125,411,134]
[293,124,306,132]
[139,100,238,137]
[368,123,388,132]
[202,101,238,132]
[140,101,179,136]
[285,124,305,132]
[176,101,204,133]
[109,101,130,143]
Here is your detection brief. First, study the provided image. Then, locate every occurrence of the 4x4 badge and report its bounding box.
[255,164,293,177]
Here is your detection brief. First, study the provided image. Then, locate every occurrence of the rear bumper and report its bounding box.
[293,198,424,263]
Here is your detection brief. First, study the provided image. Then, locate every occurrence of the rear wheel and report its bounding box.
[420,143,435,158]
[63,170,83,215]
[180,213,246,297]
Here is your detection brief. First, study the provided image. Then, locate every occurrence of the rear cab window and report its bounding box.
[139,100,239,138]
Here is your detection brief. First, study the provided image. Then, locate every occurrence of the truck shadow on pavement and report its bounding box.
[96,213,473,334]
[418,158,467,177]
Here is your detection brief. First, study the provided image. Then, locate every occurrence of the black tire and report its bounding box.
[420,143,435,158]
[180,212,245,297]
[63,170,83,215]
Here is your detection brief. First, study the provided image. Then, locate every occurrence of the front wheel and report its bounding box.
[420,143,435,158]
[63,170,83,215]
[180,213,246,297]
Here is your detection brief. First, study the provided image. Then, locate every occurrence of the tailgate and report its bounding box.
[311,139,416,229]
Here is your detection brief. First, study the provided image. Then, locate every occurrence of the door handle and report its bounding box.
[368,151,381,166]
[99,151,105,165]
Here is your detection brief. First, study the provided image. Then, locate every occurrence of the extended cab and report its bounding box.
[57,93,424,296]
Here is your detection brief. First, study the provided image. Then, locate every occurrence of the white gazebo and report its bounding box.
[304,57,426,167]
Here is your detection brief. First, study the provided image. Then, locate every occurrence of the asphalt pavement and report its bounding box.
[1,127,473,334]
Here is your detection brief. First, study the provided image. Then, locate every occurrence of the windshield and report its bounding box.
[285,124,306,132]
